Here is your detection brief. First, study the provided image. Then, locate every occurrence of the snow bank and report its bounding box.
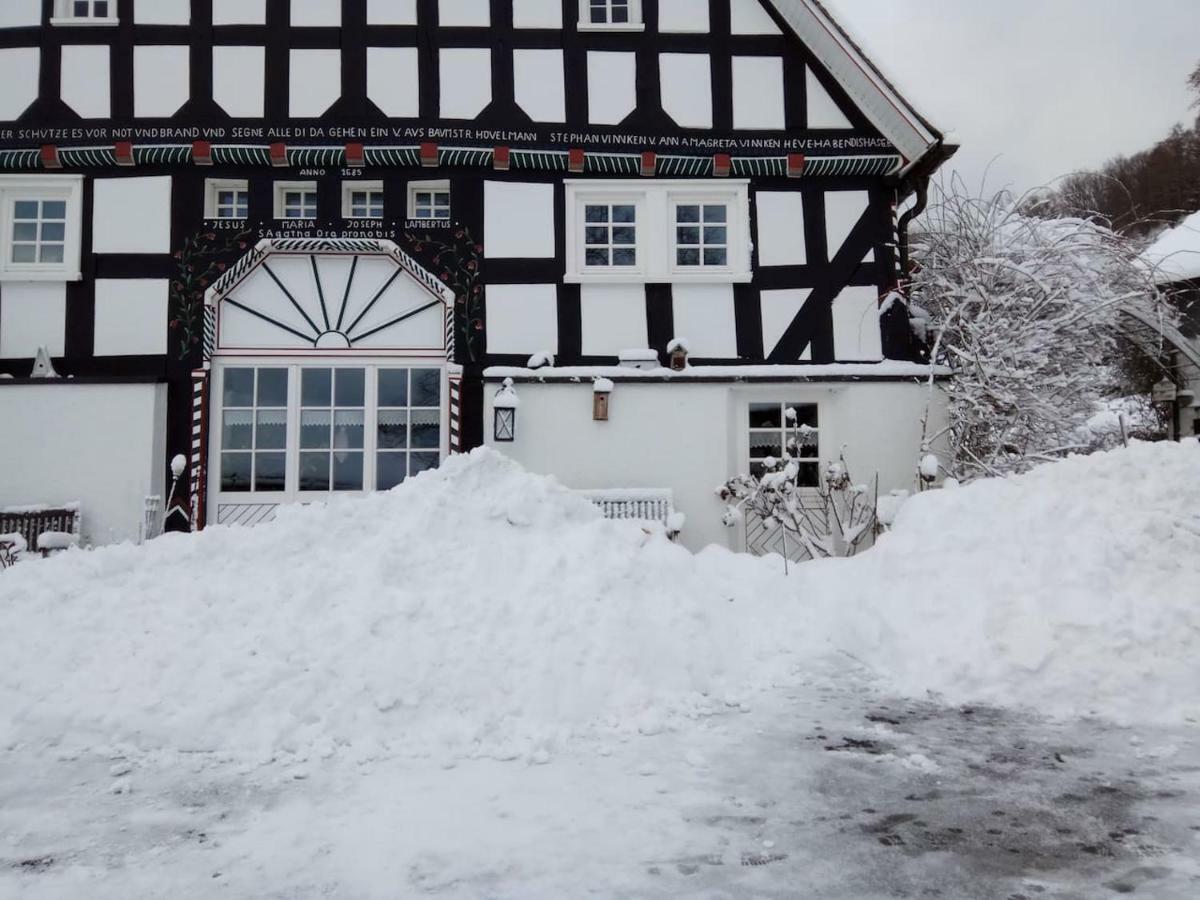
[805,440,1200,724]
[0,450,799,764]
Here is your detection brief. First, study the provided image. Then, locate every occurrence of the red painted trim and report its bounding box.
[269,143,288,167]
[493,145,510,170]
[114,141,134,166]
[420,142,439,167]
[640,151,656,177]
[39,145,60,169]
[713,153,732,177]
[568,148,585,173]
[787,153,807,178]
[345,143,365,167]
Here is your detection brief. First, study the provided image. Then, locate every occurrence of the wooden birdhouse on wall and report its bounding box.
[593,377,613,421]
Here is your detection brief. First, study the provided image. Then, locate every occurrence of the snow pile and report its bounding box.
[0,450,799,764]
[806,440,1200,724]
[1142,210,1200,284]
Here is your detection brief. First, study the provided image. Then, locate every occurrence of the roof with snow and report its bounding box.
[1142,212,1200,286]
[768,0,949,174]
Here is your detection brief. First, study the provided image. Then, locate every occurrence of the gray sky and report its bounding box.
[824,0,1200,193]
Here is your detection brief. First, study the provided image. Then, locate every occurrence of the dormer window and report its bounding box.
[579,0,643,30]
[52,0,117,24]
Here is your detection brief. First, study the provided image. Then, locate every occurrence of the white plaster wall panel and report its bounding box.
[0,49,38,120]
[134,0,190,24]
[730,0,781,34]
[438,48,492,119]
[759,288,811,357]
[755,192,806,267]
[352,280,445,351]
[0,0,40,27]
[134,46,190,118]
[213,0,265,24]
[0,382,167,545]
[368,47,419,118]
[213,46,265,119]
[807,67,853,129]
[439,0,489,27]
[825,190,871,261]
[587,51,636,126]
[659,0,708,32]
[513,49,565,123]
[92,177,172,254]
[732,56,784,130]
[291,0,341,26]
[61,45,110,119]
[289,49,342,117]
[580,284,648,356]
[93,279,169,356]
[832,286,884,361]
[484,181,555,258]
[367,0,417,24]
[513,0,562,28]
[484,380,950,551]
[485,284,559,355]
[660,54,712,130]
[671,284,737,358]
[0,283,65,358]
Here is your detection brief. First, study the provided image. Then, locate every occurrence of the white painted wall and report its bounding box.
[134,0,189,25]
[0,0,40,28]
[671,283,738,358]
[825,190,871,261]
[587,51,636,126]
[291,0,341,27]
[580,284,648,356]
[0,48,38,120]
[484,181,556,258]
[730,0,782,34]
[92,176,172,255]
[0,382,167,546]
[367,47,419,118]
[0,282,65,359]
[755,191,806,267]
[732,56,784,130]
[438,48,492,119]
[483,379,950,552]
[93,279,169,357]
[659,0,708,32]
[213,0,265,25]
[485,284,558,355]
[807,67,853,129]
[659,53,712,129]
[759,288,811,358]
[513,49,565,123]
[439,0,489,27]
[513,0,562,29]
[213,46,265,119]
[289,49,342,118]
[134,46,190,118]
[61,45,110,119]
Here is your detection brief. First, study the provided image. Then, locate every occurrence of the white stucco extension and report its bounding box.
[482,368,949,552]
[0,381,167,545]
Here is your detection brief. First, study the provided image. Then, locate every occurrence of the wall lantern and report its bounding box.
[593,377,613,421]
[667,336,690,372]
[494,378,518,442]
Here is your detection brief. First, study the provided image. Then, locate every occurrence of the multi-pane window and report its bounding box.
[215,188,249,219]
[584,203,637,267]
[347,188,384,219]
[300,368,366,492]
[748,402,820,487]
[10,200,67,265]
[408,182,451,220]
[66,0,112,17]
[376,368,442,490]
[274,183,318,220]
[675,203,729,268]
[586,0,634,25]
[220,368,288,493]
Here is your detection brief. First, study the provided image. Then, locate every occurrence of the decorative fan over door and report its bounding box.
[206,239,454,355]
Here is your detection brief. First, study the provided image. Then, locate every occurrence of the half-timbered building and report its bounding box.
[0,0,954,551]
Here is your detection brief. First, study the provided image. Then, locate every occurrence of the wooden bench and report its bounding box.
[578,489,683,539]
[0,506,81,555]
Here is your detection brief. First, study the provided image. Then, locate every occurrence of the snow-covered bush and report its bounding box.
[907,180,1175,478]
[718,415,877,565]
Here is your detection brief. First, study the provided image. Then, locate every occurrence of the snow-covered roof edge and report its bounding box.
[1141,211,1200,286]
[767,0,944,174]
[483,362,951,381]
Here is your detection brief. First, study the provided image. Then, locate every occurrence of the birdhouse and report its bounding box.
[667,337,690,372]
[593,377,613,421]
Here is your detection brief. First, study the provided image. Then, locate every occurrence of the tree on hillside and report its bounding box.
[1190,60,1200,105]
[909,179,1176,479]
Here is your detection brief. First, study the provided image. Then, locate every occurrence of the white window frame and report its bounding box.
[578,0,644,31]
[565,180,750,284]
[342,181,385,219]
[406,180,451,220]
[670,195,735,277]
[273,181,319,220]
[205,179,250,220]
[209,359,449,509]
[745,399,821,487]
[51,0,118,25]
[0,175,84,282]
